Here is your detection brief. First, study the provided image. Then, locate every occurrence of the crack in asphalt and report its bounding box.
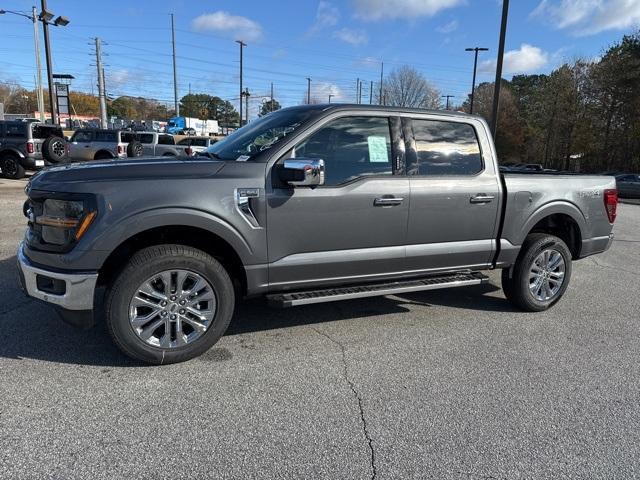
[613,238,640,243]
[310,326,377,480]
[588,257,640,277]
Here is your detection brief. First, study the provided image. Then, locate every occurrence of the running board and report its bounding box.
[267,272,489,308]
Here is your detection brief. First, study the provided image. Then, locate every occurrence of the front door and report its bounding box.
[404,116,501,271]
[266,114,409,289]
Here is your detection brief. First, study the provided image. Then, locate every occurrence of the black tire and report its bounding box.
[94,151,113,160]
[502,233,572,312]
[1,154,26,179]
[42,135,67,163]
[127,140,144,158]
[105,244,235,364]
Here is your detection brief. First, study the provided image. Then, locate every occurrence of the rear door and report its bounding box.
[405,116,500,271]
[266,114,409,288]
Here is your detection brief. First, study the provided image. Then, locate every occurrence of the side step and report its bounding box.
[267,272,489,308]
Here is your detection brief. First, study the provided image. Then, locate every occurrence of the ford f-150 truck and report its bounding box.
[17,105,618,364]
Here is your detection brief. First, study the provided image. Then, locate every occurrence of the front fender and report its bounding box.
[91,207,254,263]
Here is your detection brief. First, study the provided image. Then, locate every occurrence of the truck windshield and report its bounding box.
[204,109,315,161]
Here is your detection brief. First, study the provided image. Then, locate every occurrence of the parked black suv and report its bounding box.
[0,120,66,179]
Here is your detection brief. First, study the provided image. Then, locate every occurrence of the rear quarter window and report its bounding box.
[94,131,117,142]
[31,125,63,139]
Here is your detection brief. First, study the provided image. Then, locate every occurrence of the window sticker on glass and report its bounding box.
[236,155,250,162]
[368,136,389,163]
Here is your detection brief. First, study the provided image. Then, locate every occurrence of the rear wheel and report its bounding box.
[502,233,572,312]
[105,244,235,364]
[94,151,113,160]
[1,154,25,179]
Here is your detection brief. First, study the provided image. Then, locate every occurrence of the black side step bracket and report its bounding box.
[267,272,489,308]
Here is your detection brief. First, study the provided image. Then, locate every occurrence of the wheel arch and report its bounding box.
[94,150,115,160]
[521,203,585,259]
[98,224,248,296]
[0,147,26,160]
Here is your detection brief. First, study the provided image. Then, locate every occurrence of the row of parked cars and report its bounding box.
[0,120,218,179]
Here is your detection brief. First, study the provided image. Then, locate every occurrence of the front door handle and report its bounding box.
[470,194,495,204]
[374,196,404,207]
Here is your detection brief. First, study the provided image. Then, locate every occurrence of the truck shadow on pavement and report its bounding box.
[0,254,514,367]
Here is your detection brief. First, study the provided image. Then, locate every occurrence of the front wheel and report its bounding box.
[502,233,572,312]
[105,245,235,364]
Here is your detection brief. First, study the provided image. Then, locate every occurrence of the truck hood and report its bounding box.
[28,157,226,189]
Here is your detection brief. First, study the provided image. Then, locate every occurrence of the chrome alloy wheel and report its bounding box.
[128,270,217,348]
[528,248,566,301]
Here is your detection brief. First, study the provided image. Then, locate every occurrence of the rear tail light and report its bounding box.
[26,141,34,154]
[604,189,618,223]
[185,147,193,156]
[117,144,124,154]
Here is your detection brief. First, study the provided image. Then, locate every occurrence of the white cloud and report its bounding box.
[479,44,549,75]
[355,56,381,67]
[309,1,340,34]
[352,0,465,21]
[312,82,344,102]
[108,69,136,87]
[333,28,368,45]
[191,11,262,42]
[531,0,640,35]
[436,19,458,33]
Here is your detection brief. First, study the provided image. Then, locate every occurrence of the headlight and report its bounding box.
[35,198,96,246]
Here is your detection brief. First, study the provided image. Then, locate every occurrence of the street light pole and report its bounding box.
[306,77,311,104]
[328,94,333,103]
[170,13,179,116]
[236,40,246,126]
[491,0,510,138]
[465,47,488,114]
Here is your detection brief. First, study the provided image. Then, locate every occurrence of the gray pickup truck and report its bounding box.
[17,105,618,364]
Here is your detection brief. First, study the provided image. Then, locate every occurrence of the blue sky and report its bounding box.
[1,0,639,119]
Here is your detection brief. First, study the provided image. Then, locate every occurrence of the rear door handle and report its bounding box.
[470,194,495,204]
[374,196,404,207]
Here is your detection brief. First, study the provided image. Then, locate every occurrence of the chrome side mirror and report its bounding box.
[282,158,325,186]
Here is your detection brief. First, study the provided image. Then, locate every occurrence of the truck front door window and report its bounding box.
[294,116,393,186]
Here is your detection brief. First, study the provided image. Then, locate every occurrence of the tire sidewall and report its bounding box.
[42,136,67,163]
[107,248,235,364]
[515,235,572,311]
[1,155,25,179]
[127,141,143,158]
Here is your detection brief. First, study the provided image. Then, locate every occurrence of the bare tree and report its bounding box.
[378,66,441,109]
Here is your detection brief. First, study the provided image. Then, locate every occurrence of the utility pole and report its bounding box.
[236,40,246,126]
[94,38,107,128]
[40,0,56,123]
[369,80,373,105]
[170,13,179,116]
[306,77,311,104]
[31,7,44,122]
[243,88,250,124]
[465,47,489,114]
[356,78,360,104]
[328,94,334,103]
[270,82,274,112]
[491,0,509,138]
[442,95,454,110]
[379,61,384,105]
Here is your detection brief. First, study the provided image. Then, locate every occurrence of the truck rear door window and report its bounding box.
[138,134,155,144]
[158,135,175,145]
[94,131,117,142]
[409,119,482,176]
[294,116,393,186]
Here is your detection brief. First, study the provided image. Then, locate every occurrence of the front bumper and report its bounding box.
[16,242,98,311]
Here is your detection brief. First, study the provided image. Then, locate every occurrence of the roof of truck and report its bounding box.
[280,103,478,119]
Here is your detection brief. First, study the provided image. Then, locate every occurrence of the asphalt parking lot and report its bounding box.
[1,176,639,479]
